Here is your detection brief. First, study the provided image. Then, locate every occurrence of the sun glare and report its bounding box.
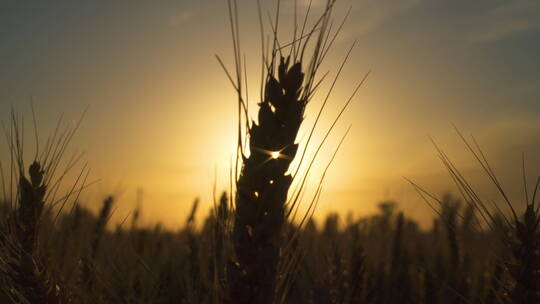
[271,151,280,159]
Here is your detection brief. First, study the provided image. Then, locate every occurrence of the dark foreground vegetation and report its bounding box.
[0,185,538,303]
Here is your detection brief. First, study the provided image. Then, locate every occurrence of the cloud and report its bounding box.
[470,20,540,43]
[296,0,326,7]
[335,0,539,44]
[347,0,423,36]
[282,0,424,37]
[468,1,540,43]
[168,10,193,27]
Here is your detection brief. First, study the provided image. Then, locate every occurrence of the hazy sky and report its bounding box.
[1,0,539,228]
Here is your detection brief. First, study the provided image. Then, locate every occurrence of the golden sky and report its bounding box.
[1,0,540,228]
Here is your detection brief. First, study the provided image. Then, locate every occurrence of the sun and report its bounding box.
[271,151,280,159]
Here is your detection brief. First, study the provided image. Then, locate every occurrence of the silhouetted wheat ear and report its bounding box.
[212,192,229,297]
[508,204,540,304]
[16,161,46,256]
[79,196,114,293]
[230,57,306,304]
[422,134,540,304]
[7,161,70,303]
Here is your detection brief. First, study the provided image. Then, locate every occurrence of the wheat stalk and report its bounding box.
[0,109,88,303]
[220,0,360,302]
[409,129,540,304]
